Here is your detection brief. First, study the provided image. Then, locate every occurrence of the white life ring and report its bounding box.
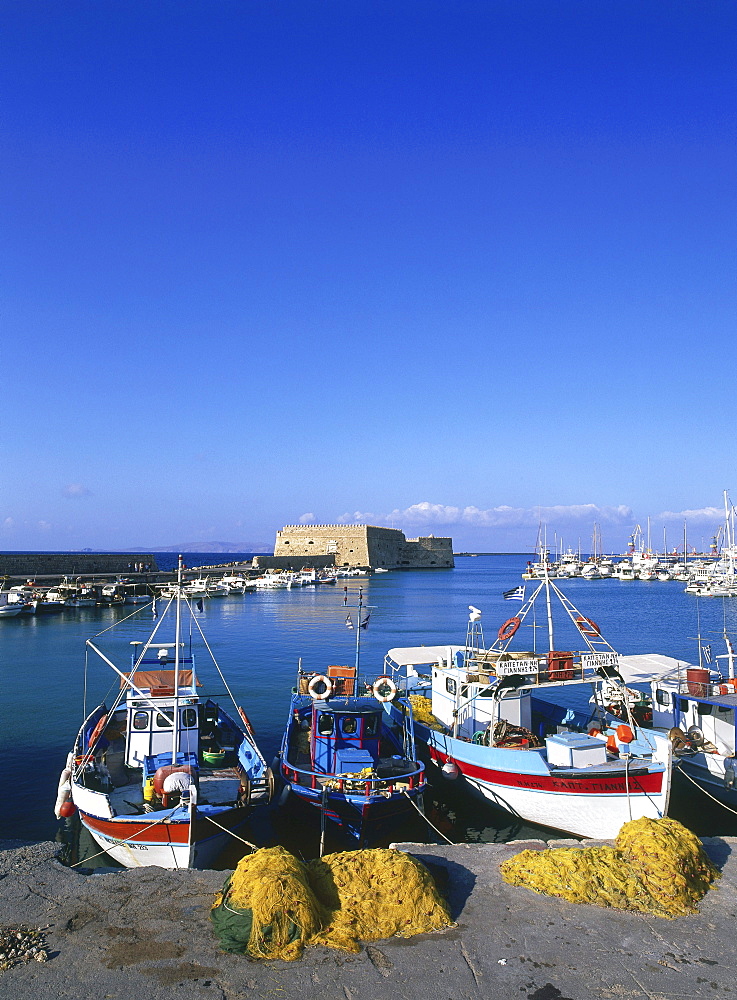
[307,674,333,700]
[372,675,397,703]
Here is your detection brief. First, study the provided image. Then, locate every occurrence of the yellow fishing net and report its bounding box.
[409,694,446,731]
[500,817,719,918]
[212,846,452,960]
[308,848,452,953]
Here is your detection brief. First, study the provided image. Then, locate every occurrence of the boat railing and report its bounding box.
[280,759,424,797]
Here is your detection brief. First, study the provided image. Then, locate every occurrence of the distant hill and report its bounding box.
[127,542,272,554]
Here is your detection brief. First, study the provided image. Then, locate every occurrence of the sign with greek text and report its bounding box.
[495,658,544,676]
[581,652,620,669]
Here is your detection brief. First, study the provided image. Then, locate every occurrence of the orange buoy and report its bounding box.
[616,724,634,743]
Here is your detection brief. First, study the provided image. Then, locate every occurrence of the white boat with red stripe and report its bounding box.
[383,575,672,840]
[57,555,272,869]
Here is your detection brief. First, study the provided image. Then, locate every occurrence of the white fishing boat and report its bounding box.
[57,556,272,869]
[382,577,672,840]
[616,636,737,811]
[0,593,26,617]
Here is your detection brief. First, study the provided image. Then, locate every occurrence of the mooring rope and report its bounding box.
[401,789,456,845]
[676,761,737,816]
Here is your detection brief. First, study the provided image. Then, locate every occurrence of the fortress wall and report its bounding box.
[274,525,453,569]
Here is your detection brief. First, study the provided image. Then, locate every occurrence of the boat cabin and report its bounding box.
[309,698,384,775]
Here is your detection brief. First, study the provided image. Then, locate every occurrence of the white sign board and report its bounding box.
[495,658,545,676]
[581,652,620,670]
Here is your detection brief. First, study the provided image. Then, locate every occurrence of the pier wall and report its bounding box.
[0,553,159,577]
[273,525,454,569]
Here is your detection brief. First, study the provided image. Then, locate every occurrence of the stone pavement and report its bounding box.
[1,836,735,1000]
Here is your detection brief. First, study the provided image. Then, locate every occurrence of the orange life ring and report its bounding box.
[576,616,601,637]
[88,713,108,750]
[498,617,521,641]
[372,675,397,703]
[307,674,333,700]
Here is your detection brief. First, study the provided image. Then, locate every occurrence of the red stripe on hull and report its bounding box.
[429,747,664,795]
[81,807,247,846]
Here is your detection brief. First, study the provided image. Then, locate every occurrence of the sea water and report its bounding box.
[3,553,737,849]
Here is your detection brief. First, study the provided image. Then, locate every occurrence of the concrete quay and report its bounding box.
[1,835,736,1000]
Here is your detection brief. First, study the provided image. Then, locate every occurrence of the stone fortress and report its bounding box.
[265,524,454,570]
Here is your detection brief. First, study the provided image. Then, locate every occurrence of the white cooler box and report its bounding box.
[545,732,608,768]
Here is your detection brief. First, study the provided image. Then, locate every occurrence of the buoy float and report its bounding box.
[441,761,460,780]
[59,800,77,818]
[616,724,634,744]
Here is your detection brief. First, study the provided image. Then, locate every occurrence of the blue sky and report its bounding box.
[2,1,736,553]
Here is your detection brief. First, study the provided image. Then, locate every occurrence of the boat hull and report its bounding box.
[414,723,671,840]
[284,779,423,843]
[77,803,250,869]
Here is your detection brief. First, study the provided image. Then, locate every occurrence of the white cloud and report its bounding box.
[38,520,52,531]
[299,512,315,524]
[385,501,634,529]
[337,511,376,524]
[2,517,14,530]
[63,483,92,498]
[658,507,723,522]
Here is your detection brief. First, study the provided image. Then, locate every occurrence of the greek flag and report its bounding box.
[151,598,157,620]
[503,585,525,601]
[360,612,371,630]
[345,614,354,630]
[703,643,712,663]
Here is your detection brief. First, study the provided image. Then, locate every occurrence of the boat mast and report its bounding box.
[173,554,182,765]
[544,560,555,650]
[354,586,363,674]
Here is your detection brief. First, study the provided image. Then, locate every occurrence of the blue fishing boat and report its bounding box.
[276,590,426,845]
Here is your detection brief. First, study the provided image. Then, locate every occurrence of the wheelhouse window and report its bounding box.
[446,677,457,695]
[317,714,334,736]
[655,689,670,707]
[364,715,379,736]
[182,707,197,728]
[342,717,357,735]
[132,711,149,731]
[155,712,173,729]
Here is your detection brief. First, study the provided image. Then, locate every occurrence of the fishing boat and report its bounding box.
[382,577,672,840]
[615,633,737,810]
[57,556,272,869]
[276,589,426,846]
